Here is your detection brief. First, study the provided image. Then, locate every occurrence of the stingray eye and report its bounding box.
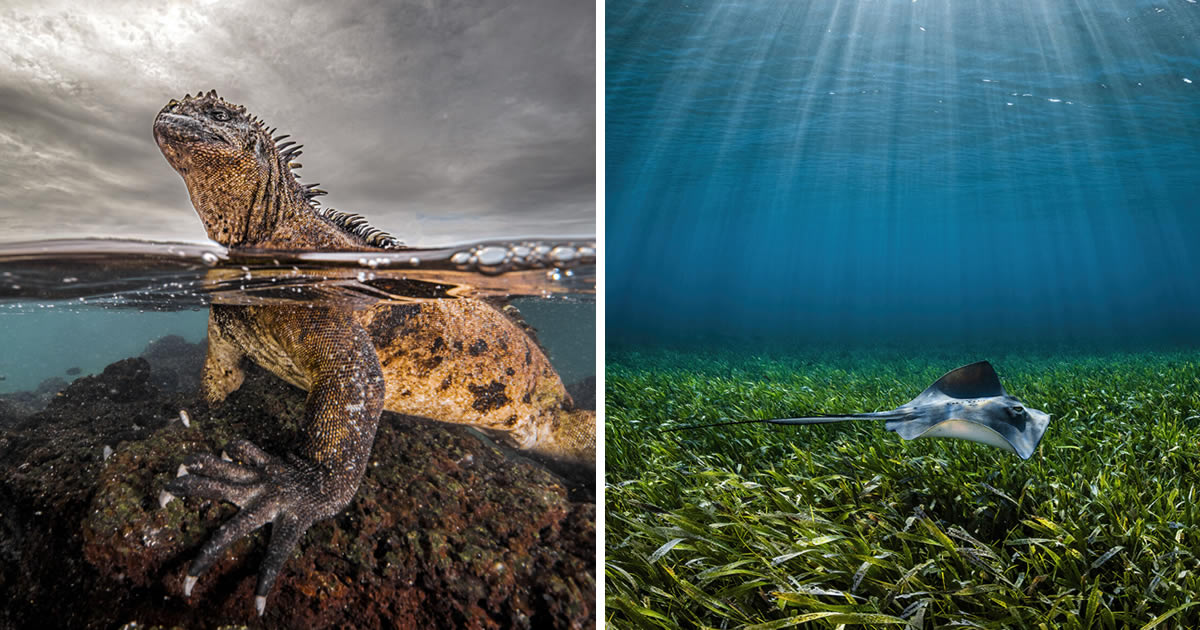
[1010,405,1025,415]
[209,108,231,122]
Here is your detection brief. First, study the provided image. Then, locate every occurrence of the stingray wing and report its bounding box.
[883,408,1051,456]
[905,361,1006,407]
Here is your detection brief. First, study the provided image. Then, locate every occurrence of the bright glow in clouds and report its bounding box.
[0,0,594,245]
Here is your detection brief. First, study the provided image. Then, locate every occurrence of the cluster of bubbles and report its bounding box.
[193,240,596,278]
[450,242,596,275]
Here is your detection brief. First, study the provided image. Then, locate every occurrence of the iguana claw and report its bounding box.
[164,439,341,616]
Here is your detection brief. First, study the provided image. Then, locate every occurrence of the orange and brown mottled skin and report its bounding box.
[203,300,593,462]
[153,91,594,614]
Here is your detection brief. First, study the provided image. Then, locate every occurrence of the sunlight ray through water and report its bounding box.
[607,0,1200,346]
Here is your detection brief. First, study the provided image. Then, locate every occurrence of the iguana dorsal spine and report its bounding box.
[154,89,401,250]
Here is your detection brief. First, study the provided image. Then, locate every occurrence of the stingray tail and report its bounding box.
[668,414,879,432]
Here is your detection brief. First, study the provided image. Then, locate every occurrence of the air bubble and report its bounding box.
[476,246,507,266]
[200,252,219,266]
[450,251,472,265]
[549,246,576,263]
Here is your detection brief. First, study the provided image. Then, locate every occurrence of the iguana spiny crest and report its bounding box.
[153,89,401,250]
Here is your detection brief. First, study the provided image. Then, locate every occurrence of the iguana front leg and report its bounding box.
[201,311,246,404]
[164,306,384,615]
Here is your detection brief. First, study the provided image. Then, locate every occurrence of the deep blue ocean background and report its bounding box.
[607,0,1200,348]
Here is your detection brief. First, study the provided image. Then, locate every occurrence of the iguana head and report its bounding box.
[154,90,400,250]
[153,90,292,246]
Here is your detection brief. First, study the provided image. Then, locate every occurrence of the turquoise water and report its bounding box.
[607,0,1200,347]
[0,309,207,394]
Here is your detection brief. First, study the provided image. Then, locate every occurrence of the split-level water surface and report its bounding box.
[0,237,595,629]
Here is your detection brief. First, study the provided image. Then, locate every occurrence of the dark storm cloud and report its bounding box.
[0,0,594,245]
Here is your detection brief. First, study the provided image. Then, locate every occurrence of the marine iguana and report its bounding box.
[152,90,595,615]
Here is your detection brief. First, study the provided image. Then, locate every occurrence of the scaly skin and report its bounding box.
[152,90,594,615]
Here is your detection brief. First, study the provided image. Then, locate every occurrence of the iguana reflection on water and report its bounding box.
[152,90,594,615]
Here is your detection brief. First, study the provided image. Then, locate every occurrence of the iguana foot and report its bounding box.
[163,440,343,616]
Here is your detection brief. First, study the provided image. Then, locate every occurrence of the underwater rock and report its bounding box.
[0,357,183,629]
[139,334,207,393]
[35,376,68,396]
[0,376,70,421]
[50,358,159,406]
[0,351,594,629]
[566,375,596,412]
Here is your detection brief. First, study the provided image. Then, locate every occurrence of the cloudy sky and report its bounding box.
[0,0,594,246]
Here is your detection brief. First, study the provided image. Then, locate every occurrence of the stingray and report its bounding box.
[674,361,1050,459]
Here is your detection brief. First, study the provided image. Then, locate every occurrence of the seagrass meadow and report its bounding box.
[604,346,1200,629]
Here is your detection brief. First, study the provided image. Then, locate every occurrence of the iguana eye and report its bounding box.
[210,109,231,122]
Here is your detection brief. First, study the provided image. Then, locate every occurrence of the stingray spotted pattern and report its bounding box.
[152,90,595,615]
